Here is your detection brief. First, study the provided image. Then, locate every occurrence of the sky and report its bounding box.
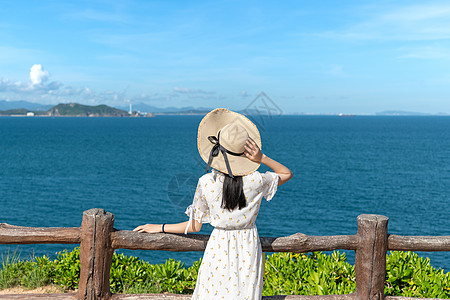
[1,0,450,114]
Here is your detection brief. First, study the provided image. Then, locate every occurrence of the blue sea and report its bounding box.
[1,115,450,271]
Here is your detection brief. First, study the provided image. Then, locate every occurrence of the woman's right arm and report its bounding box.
[260,154,293,186]
[244,138,293,186]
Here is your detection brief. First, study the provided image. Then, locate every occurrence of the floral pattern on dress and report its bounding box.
[186,170,279,300]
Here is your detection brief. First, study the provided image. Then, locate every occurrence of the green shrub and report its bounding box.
[263,251,355,296]
[53,248,80,290]
[110,252,153,293]
[0,248,449,298]
[385,251,450,298]
[0,250,54,290]
[0,250,26,289]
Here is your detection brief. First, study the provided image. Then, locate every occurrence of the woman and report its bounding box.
[134,108,293,299]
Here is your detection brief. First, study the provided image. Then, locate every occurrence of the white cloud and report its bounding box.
[173,87,215,95]
[399,46,450,59]
[326,65,348,78]
[131,93,177,103]
[171,87,225,101]
[1,66,222,107]
[321,3,450,41]
[1,67,161,106]
[30,64,50,86]
[0,64,60,99]
[0,46,39,61]
[0,78,23,93]
[65,8,129,23]
[381,5,450,23]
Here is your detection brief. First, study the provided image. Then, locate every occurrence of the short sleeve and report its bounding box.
[185,179,210,223]
[261,171,279,201]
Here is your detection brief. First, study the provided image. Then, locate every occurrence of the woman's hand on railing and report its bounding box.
[133,224,162,233]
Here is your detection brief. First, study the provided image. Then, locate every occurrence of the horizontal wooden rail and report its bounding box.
[0,224,80,244]
[388,235,450,251]
[111,231,209,251]
[111,231,359,252]
[3,223,450,254]
[262,233,359,252]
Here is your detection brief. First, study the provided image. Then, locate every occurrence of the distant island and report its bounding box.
[0,103,154,117]
[375,110,449,116]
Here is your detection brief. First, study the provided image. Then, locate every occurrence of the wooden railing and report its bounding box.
[0,208,449,300]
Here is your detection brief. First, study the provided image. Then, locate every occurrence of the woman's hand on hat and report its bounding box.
[244,138,263,163]
[133,224,161,234]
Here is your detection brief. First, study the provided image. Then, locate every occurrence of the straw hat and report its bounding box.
[198,108,261,177]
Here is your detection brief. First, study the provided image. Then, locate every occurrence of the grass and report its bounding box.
[0,250,55,291]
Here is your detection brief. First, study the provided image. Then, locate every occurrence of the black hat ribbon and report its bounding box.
[206,131,245,178]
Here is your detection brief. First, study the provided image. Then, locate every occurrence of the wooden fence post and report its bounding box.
[355,214,389,300]
[78,209,115,300]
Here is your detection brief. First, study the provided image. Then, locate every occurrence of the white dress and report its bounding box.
[185,169,279,300]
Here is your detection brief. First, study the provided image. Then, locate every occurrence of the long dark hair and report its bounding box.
[222,175,247,211]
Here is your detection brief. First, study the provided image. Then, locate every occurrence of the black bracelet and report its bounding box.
[162,223,166,233]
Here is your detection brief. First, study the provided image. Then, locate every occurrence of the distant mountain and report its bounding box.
[376,110,432,116]
[0,100,53,111]
[49,103,129,117]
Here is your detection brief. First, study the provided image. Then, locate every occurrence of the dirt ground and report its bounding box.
[0,285,64,294]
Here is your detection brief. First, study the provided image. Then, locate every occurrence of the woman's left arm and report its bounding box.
[133,220,202,234]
